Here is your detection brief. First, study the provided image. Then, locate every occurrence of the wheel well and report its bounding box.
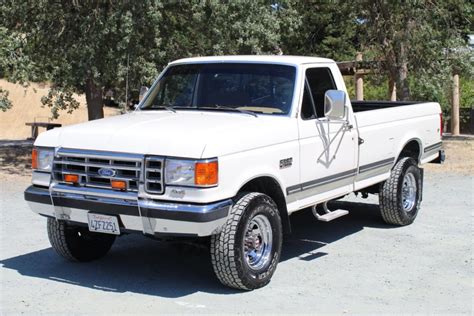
[239,176,291,234]
[398,140,421,163]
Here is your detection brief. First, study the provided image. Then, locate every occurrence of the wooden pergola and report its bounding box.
[336,53,462,135]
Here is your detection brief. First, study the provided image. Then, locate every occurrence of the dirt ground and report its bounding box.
[0,140,472,314]
[0,144,32,179]
[0,80,120,139]
[423,140,473,174]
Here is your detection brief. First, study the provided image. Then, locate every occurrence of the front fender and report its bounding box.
[217,142,299,202]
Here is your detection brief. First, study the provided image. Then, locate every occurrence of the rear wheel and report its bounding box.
[379,157,422,225]
[47,218,116,262]
[210,192,282,290]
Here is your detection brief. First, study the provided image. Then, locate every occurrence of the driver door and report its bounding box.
[288,65,358,209]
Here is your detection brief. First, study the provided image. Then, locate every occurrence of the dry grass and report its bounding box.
[424,140,473,175]
[0,80,120,140]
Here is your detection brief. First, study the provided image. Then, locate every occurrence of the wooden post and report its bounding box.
[451,73,460,135]
[355,53,364,100]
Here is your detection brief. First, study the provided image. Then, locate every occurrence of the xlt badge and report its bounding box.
[279,158,293,169]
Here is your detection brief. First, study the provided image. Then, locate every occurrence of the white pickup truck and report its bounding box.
[25,56,444,290]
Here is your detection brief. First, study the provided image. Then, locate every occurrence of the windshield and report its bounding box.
[140,63,296,115]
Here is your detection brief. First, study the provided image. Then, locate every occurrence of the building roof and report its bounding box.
[169,55,335,66]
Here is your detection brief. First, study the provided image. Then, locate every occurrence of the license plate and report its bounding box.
[87,213,120,235]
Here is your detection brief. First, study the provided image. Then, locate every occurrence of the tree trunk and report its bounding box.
[388,77,397,101]
[395,43,410,101]
[85,78,104,120]
[396,62,410,101]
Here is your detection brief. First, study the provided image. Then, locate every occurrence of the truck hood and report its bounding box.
[35,111,298,158]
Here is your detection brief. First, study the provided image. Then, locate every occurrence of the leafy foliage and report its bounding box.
[1,1,164,119]
[40,87,81,119]
[345,77,388,101]
[356,0,473,101]
[0,1,300,119]
[159,1,299,59]
[0,88,12,112]
[0,26,36,112]
[0,27,35,84]
[281,1,357,61]
[0,0,472,119]
[460,76,474,109]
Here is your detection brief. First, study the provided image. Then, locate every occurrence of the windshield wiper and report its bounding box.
[141,105,176,113]
[200,105,258,118]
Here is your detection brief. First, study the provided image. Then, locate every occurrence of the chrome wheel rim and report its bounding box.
[244,214,273,271]
[402,173,417,212]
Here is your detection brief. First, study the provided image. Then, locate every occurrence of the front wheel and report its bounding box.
[210,192,282,290]
[47,218,116,262]
[379,157,423,225]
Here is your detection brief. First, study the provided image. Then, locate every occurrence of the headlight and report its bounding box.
[165,158,218,187]
[32,147,54,172]
[165,159,195,186]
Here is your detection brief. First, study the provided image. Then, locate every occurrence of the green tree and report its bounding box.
[0,26,36,111]
[158,1,300,60]
[1,1,163,120]
[1,1,300,119]
[281,1,358,61]
[356,0,472,101]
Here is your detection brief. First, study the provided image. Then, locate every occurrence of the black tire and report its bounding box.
[379,157,423,226]
[47,218,116,262]
[210,192,282,290]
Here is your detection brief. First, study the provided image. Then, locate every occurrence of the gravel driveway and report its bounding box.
[1,152,472,314]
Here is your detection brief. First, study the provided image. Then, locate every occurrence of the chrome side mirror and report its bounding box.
[324,90,346,120]
[139,86,149,102]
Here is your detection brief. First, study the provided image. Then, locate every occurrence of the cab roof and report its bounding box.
[169,55,335,66]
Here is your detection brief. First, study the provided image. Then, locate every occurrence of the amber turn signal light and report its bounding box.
[111,180,126,190]
[64,174,79,183]
[31,148,38,169]
[195,161,218,186]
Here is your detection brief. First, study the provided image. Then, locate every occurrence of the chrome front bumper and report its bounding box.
[24,184,232,237]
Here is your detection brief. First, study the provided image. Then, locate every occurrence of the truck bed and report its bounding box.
[352,99,441,192]
[351,100,423,112]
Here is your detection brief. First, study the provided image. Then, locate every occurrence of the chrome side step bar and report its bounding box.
[311,201,349,222]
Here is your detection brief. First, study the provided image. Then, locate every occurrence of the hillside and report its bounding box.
[0,79,120,140]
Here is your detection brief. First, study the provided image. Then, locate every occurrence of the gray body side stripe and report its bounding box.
[286,157,396,196]
[359,157,394,173]
[424,141,442,153]
[286,168,357,195]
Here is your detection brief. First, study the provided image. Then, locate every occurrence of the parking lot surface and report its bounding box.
[1,161,472,314]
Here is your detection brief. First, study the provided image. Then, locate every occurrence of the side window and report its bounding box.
[300,84,316,120]
[306,68,337,118]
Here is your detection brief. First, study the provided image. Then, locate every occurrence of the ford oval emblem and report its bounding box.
[98,168,116,177]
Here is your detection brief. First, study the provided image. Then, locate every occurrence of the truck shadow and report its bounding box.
[0,145,32,176]
[1,200,390,297]
[281,200,390,262]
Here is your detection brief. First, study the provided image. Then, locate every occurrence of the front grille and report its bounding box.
[53,149,143,192]
[144,157,164,194]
